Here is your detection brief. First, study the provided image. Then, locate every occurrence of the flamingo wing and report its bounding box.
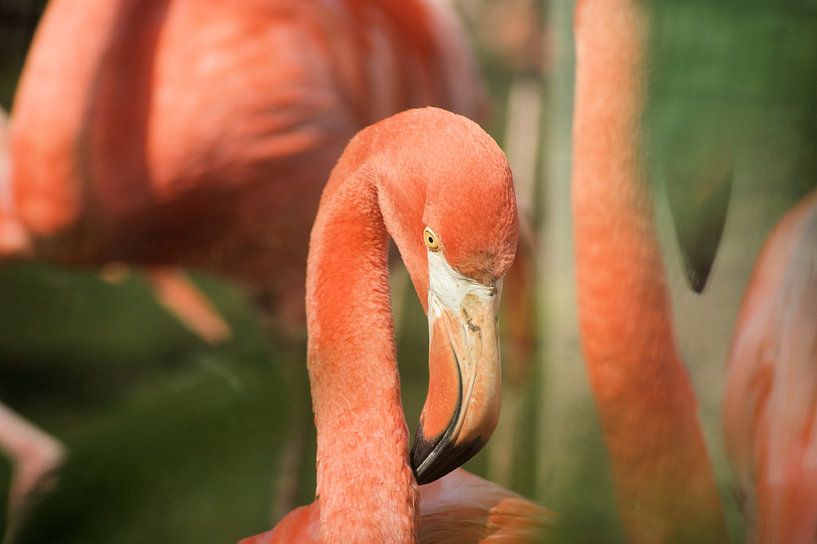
[418,469,554,543]
[240,470,553,544]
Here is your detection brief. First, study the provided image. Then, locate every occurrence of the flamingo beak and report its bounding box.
[410,250,502,485]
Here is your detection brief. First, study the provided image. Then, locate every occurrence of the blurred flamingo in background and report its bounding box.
[5,0,484,328]
[238,107,550,543]
[0,108,27,257]
[0,0,485,538]
[723,189,817,544]
[570,0,731,542]
[0,106,68,544]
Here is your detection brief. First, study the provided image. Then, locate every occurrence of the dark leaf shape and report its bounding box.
[665,149,733,293]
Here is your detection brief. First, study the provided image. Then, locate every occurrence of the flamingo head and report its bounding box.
[378,108,519,484]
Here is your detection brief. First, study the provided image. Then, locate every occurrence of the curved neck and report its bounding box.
[571,1,729,542]
[306,151,417,542]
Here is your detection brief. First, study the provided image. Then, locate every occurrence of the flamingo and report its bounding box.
[570,0,731,542]
[723,189,817,543]
[1,0,485,537]
[244,469,552,544]
[3,99,230,345]
[238,107,550,542]
[6,0,484,327]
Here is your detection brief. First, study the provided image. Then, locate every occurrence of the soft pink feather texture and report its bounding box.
[237,108,542,542]
[240,469,552,543]
[724,189,817,543]
[571,1,729,542]
[6,0,486,328]
[303,107,517,542]
[0,0,487,535]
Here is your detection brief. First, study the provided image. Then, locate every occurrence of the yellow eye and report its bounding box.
[423,226,441,251]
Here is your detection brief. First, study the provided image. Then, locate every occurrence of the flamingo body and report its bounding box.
[723,189,817,544]
[230,107,548,542]
[303,107,516,542]
[240,469,552,543]
[7,0,484,326]
[1,0,486,538]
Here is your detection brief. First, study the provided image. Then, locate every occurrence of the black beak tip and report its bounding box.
[409,432,437,485]
[410,426,487,485]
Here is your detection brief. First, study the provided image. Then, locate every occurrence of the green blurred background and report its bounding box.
[0,1,815,542]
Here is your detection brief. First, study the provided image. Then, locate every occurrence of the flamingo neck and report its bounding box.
[306,152,418,542]
[571,1,729,542]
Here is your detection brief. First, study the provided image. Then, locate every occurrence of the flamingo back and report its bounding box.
[417,469,553,543]
[6,0,485,326]
[239,469,552,544]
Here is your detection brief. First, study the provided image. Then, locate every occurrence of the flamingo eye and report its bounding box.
[423,227,441,252]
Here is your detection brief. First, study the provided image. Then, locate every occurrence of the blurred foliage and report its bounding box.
[0,0,44,107]
[0,263,303,542]
[648,1,817,292]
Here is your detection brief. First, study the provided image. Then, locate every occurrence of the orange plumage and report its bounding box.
[242,469,552,543]
[240,108,548,542]
[6,0,485,327]
[723,189,817,544]
[1,0,486,538]
[570,1,730,542]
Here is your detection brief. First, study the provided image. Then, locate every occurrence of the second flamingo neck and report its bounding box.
[573,0,680,392]
[571,1,729,542]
